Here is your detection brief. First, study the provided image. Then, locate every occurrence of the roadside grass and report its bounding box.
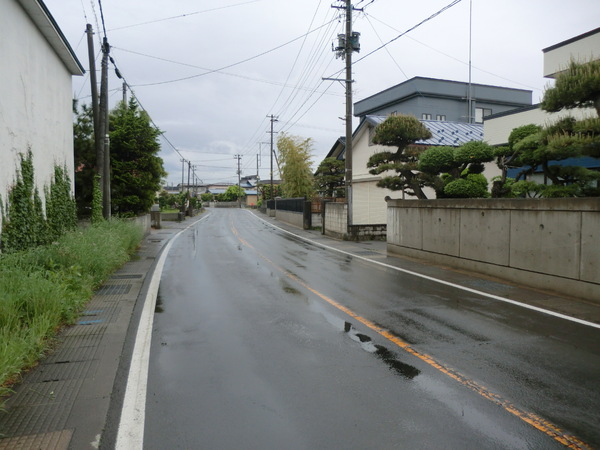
[0,219,144,402]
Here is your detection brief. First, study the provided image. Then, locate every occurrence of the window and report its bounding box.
[422,113,432,120]
[436,114,446,121]
[475,108,492,123]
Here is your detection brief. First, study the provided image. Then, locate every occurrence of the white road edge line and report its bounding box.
[249,211,600,330]
[115,214,210,449]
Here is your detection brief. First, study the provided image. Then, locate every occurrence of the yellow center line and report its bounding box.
[231,223,590,449]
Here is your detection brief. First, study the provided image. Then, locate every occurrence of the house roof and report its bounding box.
[18,0,85,75]
[325,137,346,159]
[364,115,484,146]
[354,76,532,117]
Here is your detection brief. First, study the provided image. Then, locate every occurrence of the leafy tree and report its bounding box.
[502,119,600,197]
[314,157,345,197]
[73,102,97,216]
[109,99,167,215]
[491,60,600,199]
[219,185,245,202]
[366,115,432,199]
[419,141,494,198]
[277,133,315,198]
[200,192,214,203]
[492,124,542,197]
[258,183,282,201]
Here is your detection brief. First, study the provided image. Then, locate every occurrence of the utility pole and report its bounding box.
[187,160,192,215]
[99,36,111,219]
[123,81,127,104]
[181,159,185,193]
[234,154,242,208]
[86,24,101,188]
[267,115,278,201]
[331,0,361,230]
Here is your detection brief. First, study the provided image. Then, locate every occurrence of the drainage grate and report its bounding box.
[111,274,143,280]
[96,284,131,295]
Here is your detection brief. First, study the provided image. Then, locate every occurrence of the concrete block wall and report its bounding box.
[323,203,347,239]
[386,198,600,300]
[276,210,304,229]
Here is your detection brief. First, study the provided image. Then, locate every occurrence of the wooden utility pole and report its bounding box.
[267,115,278,201]
[344,0,353,228]
[329,1,360,231]
[86,24,100,166]
[99,37,111,219]
[235,154,242,208]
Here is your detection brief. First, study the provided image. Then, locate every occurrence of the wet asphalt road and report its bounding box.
[143,209,600,449]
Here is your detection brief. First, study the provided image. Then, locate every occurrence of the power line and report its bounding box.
[108,1,261,31]
[363,13,408,79]
[97,0,108,38]
[366,13,539,91]
[353,0,463,66]
[131,18,338,87]
[112,46,342,97]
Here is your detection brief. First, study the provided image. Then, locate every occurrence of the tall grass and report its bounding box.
[0,219,144,400]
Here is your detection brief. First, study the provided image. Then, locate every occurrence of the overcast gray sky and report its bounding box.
[43,0,599,186]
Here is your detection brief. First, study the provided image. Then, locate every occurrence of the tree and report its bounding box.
[492,124,541,197]
[277,133,315,198]
[542,59,600,160]
[489,60,600,198]
[418,141,494,198]
[109,99,167,215]
[219,185,245,202]
[314,157,345,197]
[258,183,282,202]
[73,102,97,216]
[366,115,432,199]
[542,59,600,117]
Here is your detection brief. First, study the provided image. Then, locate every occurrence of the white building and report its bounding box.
[0,0,84,223]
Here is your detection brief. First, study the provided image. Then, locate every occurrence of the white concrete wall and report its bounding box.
[324,202,347,238]
[0,0,76,214]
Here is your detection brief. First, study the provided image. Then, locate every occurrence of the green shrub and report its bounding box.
[0,219,144,400]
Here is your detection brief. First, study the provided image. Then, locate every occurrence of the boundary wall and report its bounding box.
[386,198,599,300]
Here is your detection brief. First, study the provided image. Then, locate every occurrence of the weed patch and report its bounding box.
[0,219,144,403]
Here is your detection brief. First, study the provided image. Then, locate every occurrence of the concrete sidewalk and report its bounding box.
[1,209,598,449]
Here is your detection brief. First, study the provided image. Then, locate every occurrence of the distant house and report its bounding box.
[0,0,84,226]
[354,76,532,124]
[329,116,485,226]
[244,190,258,206]
[484,27,600,181]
